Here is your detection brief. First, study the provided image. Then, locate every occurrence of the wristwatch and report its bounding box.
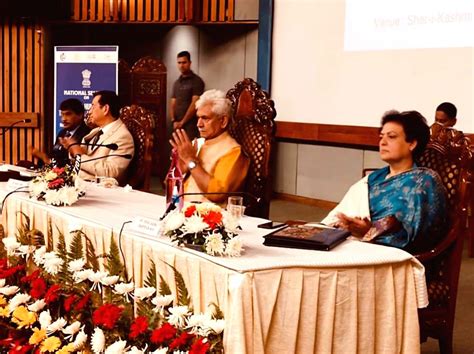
[187,160,198,170]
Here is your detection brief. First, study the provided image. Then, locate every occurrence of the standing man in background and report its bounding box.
[169,51,205,141]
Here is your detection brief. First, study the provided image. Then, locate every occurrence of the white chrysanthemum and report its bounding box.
[30,180,47,197]
[183,214,209,234]
[47,317,67,335]
[0,279,4,287]
[224,236,243,257]
[126,346,148,354]
[0,285,19,296]
[8,293,31,312]
[73,329,88,349]
[16,245,36,258]
[123,184,133,193]
[151,295,174,313]
[88,271,109,292]
[167,305,190,328]
[204,318,225,334]
[39,310,52,329]
[2,237,21,255]
[101,275,120,286]
[187,313,212,335]
[44,170,58,181]
[134,287,156,300]
[163,211,185,232]
[114,282,134,301]
[68,258,86,273]
[74,177,87,194]
[42,252,64,275]
[62,321,81,336]
[33,246,47,265]
[44,189,62,205]
[205,233,225,256]
[28,299,46,312]
[195,202,221,214]
[58,186,79,206]
[150,348,169,354]
[104,340,128,353]
[91,328,106,353]
[73,269,95,283]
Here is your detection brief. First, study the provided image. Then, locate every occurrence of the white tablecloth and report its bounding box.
[1,183,426,353]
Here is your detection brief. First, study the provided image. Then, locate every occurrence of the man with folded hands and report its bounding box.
[60,90,134,184]
[170,89,249,205]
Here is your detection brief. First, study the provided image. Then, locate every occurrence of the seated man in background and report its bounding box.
[434,102,457,127]
[322,110,447,253]
[61,90,134,184]
[170,89,250,205]
[30,98,91,167]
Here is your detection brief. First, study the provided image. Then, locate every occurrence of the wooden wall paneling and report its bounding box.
[178,0,184,21]
[170,0,176,21]
[113,0,120,20]
[122,0,128,20]
[211,0,217,21]
[153,0,159,20]
[137,0,143,21]
[0,20,4,112]
[27,25,34,158]
[19,25,26,161]
[104,0,111,21]
[219,0,225,21]
[145,0,152,21]
[161,0,168,21]
[186,0,194,21]
[91,0,97,21]
[73,0,81,20]
[35,24,43,160]
[98,0,104,21]
[82,0,89,20]
[129,0,136,21]
[203,0,209,21]
[228,0,234,21]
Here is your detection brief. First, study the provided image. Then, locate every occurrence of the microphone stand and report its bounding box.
[0,119,32,136]
[67,142,119,151]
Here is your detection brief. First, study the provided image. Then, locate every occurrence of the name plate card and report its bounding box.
[6,179,30,192]
[131,216,161,237]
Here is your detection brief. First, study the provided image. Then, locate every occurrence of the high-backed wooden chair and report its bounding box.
[226,78,277,218]
[120,105,155,192]
[415,126,474,354]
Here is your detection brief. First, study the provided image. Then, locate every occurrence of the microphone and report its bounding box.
[67,142,119,151]
[0,118,32,136]
[160,191,261,220]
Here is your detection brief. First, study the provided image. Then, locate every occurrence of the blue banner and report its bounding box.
[53,46,118,140]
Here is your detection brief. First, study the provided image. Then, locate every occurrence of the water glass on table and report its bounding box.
[227,196,244,220]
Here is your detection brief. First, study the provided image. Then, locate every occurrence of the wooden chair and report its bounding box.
[226,78,277,218]
[120,105,155,192]
[415,126,474,354]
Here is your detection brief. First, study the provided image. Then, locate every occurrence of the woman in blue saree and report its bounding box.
[324,110,447,251]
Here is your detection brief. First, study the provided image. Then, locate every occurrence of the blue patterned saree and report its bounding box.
[368,166,447,249]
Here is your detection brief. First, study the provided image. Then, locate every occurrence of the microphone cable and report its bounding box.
[0,186,30,214]
[118,220,133,282]
[0,119,32,136]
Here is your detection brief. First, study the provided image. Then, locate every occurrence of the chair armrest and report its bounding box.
[414,219,461,262]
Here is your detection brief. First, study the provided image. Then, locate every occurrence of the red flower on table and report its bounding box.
[93,303,123,330]
[44,284,61,304]
[202,211,223,229]
[63,294,78,312]
[52,167,65,175]
[47,178,65,189]
[185,205,197,217]
[129,315,149,339]
[74,293,91,311]
[190,338,211,354]
[29,277,47,299]
[150,323,177,345]
[0,265,25,279]
[169,331,194,350]
[20,269,40,283]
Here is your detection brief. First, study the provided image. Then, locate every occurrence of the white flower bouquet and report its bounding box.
[162,203,243,257]
[29,165,85,206]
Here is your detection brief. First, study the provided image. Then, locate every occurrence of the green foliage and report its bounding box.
[209,302,225,320]
[158,275,172,296]
[166,263,190,307]
[105,233,124,278]
[15,212,31,246]
[144,259,158,289]
[0,224,7,259]
[47,219,54,252]
[55,228,73,286]
[84,235,100,272]
[68,230,85,260]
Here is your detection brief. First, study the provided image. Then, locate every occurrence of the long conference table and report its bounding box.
[1,182,427,353]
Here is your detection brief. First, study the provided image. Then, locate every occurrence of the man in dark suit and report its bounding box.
[31,98,91,167]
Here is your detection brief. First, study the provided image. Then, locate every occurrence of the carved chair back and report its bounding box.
[120,105,155,192]
[415,126,473,354]
[226,78,276,218]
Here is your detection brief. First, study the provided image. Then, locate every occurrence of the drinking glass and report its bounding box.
[227,196,244,219]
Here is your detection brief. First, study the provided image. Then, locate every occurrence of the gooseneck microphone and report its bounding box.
[160,191,261,220]
[0,118,32,136]
[79,154,133,163]
[67,142,119,151]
